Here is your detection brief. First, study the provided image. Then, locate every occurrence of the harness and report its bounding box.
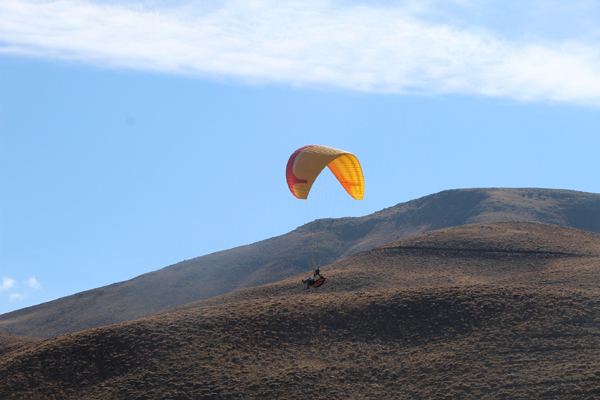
[310,277,326,287]
[309,276,326,288]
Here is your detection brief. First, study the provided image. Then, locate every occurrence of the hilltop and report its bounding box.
[2,187,600,338]
[2,221,600,399]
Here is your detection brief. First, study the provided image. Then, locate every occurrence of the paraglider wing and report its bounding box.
[286,145,364,200]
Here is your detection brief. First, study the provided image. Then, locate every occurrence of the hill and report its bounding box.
[2,222,600,399]
[2,187,600,338]
[190,221,600,308]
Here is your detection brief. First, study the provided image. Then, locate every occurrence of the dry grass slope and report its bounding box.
[2,221,600,399]
[192,221,600,308]
[0,333,39,355]
[1,287,600,399]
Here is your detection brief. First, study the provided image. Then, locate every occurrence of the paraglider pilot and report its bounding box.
[302,268,324,289]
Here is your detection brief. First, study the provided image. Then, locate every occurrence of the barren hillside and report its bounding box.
[2,221,600,399]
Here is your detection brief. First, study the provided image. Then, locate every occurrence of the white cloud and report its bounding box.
[27,276,42,290]
[9,293,27,301]
[0,276,42,302]
[2,0,600,104]
[0,277,16,292]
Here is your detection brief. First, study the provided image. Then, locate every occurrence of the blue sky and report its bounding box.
[2,0,600,314]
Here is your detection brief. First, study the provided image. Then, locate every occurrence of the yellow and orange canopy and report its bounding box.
[285,145,364,200]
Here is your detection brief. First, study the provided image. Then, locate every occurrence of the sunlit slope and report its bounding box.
[2,288,600,399]
[193,221,600,308]
[2,188,600,338]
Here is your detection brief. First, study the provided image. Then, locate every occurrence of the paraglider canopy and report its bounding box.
[286,145,364,200]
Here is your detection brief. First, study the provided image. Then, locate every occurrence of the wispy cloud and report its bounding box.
[27,276,42,290]
[9,293,26,302]
[0,277,16,292]
[2,0,600,104]
[1,276,42,301]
